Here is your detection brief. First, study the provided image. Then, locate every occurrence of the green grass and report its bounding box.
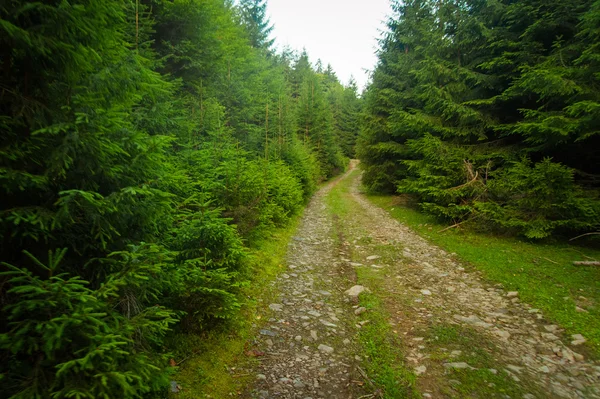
[367,193,600,355]
[357,291,419,398]
[325,170,419,398]
[168,213,304,398]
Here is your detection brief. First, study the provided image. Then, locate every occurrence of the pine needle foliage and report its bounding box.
[358,0,600,238]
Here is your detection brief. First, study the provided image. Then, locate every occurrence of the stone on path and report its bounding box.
[320,320,337,328]
[420,289,432,296]
[506,291,519,298]
[415,365,427,375]
[571,334,587,346]
[354,307,367,315]
[453,314,492,328]
[269,303,284,311]
[544,325,559,332]
[345,285,369,297]
[366,255,380,261]
[494,329,511,340]
[318,344,334,354]
[444,362,475,370]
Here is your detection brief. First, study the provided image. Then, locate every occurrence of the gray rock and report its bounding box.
[293,379,306,389]
[269,303,284,311]
[319,320,337,328]
[506,365,523,374]
[259,329,277,337]
[453,314,492,328]
[366,255,380,261]
[345,285,369,297]
[544,325,559,332]
[318,344,334,354]
[507,291,519,298]
[494,330,511,340]
[444,362,475,370]
[415,365,427,375]
[421,289,432,296]
[571,334,587,346]
[354,307,367,315]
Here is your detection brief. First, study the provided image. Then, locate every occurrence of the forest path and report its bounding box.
[249,162,600,399]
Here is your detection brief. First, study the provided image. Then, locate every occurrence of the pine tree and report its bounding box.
[239,0,275,51]
[358,0,600,238]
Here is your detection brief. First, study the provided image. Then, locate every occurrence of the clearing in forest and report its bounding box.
[245,162,600,399]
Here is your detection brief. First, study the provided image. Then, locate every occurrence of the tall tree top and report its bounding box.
[239,0,275,50]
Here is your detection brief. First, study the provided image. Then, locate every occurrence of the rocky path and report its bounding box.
[249,167,365,399]
[248,163,600,398]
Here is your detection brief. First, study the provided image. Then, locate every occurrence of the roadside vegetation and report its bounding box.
[0,1,360,397]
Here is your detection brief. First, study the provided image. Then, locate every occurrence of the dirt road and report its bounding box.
[248,163,600,399]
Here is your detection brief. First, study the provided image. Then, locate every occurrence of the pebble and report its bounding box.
[415,365,427,375]
[444,362,475,370]
[354,307,367,315]
[344,285,369,297]
[571,334,587,346]
[318,344,334,354]
[269,304,284,311]
[507,291,519,298]
[421,289,432,296]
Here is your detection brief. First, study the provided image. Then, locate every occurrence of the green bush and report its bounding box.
[478,158,600,238]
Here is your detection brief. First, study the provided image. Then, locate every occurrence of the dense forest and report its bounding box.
[358,0,600,239]
[3,0,600,397]
[0,0,360,397]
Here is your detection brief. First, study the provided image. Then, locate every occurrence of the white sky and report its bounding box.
[266,0,392,91]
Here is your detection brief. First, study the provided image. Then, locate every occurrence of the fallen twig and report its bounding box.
[573,261,600,266]
[174,348,202,366]
[569,232,600,241]
[438,219,469,233]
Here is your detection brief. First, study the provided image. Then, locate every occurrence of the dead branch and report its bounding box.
[438,219,470,233]
[357,366,375,388]
[542,257,559,265]
[573,261,600,266]
[569,232,600,241]
[448,171,479,191]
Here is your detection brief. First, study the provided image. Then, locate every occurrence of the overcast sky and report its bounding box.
[266,0,392,91]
